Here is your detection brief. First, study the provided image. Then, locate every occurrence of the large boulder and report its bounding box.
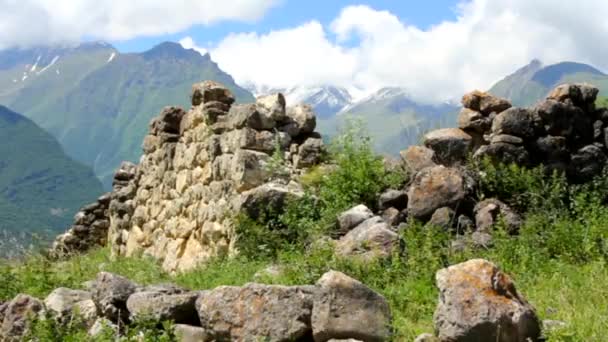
[44,287,94,323]
[312,271,392,342]
[0,294,44,341]
[238,182,303,220]
[458,108,492,133]
[295,136,325,168]
[335,217,399,259]
[256,93,287,122]
[491,108,538,139]
[196,284,315,341]
[281,104,316,137]
[461,91,512,115]
[473,142,530,166]
[568,144,607,183]
[423,128,472,165]
[433,259,541,342]
[407,166,468,220]
[400,146,436,173]
[126,291,199,325]
[191,80,235,106]
[92,272,139,322]
[547,83,598,108]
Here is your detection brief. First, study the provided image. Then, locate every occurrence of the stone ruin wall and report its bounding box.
[54,81,608,272]
[55,81,324,272]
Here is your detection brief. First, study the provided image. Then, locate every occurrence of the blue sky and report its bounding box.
[113,1,461,53]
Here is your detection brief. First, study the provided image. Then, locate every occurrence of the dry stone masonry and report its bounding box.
[52,81,325,272]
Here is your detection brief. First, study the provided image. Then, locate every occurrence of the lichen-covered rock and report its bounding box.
[458,108,492,133]
[407,166,467,220]
[44,288,92,322]
[335,216,399,259]
[547,83,598,107]
[92,272,138,322]
[461,91,512,115]
[0,294,44,341]
[433,259,541,342]
[568,144,607,183]
[238,182,303,220]
[312,271,392,342]
[474,199,522,234]
[473,142,530,166]
[337,205,374,235]
[281,104,316,137]
[423,128,472,165]
[400,145,436,173]
[175,324,210,342]
[126,291,199,325]
[491,108,538,139]
[196,283,315,341]
[427,207,455,230]
[191,80,235,106]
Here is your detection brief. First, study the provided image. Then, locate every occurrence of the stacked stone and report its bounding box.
[0,270,391,342]
[107,161,138,256]
[106,80,325,272]
[51,192,111,255]
[383,83,607,247]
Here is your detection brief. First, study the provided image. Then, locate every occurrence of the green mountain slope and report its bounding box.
[489,60,608,106]
[0,42,254,187]
[318,88,457,155]
[0,105,103,239]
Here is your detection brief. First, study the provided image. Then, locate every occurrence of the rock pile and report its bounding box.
[52,193,112,255]
[0,271,391,342]
[52,81,325,272]
[381,83,607,246]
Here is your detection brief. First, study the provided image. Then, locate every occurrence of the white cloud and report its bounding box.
[0,0,279,49]
[179,36,208,56]
[196,1,608,103]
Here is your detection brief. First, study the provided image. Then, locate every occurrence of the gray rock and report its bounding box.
[490,134,523,145]
[281,104,316,137]
[433,259,541,342]
[427,207,455,230]
[414,333,438,342]
[534,100,588,139]
[88,317,117,337]
[407,166,466,220]
[471,231,493,248]
[547,83,598,106]
[456,215,474,234]
[312,271,392,342]
[423,128,472,165]
[569,144,607,183]
[44,287,92,321]
[533,135,569,163]
[458,108,492,133]
[378,189,408,211]
[256,93,287,122]
[196,283,315,341]
[400,146,436,173]
[92,272,138,322]
[126,291,199,325]
[295,137,324,168]
[473,142,530,166]
[175,324,210,342]
[381,207,407,227]
[0,294,44,341]
[150,106,186,135]
[461,91,512,115]
[228,103,276,131]
[239,182,302,220]
[337,205,374,235]
[491,107,537,139]
[191,80,235,106]
[474,199,522,234]
[336,217,399,260]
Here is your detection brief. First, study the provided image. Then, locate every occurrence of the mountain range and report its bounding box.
[3,40,608,188]
[0,105,102,241]
[0,42,253,187]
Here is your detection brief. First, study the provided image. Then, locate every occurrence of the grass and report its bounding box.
[1,125,607,341]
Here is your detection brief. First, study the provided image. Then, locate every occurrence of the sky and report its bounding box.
[1,0,608,103]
